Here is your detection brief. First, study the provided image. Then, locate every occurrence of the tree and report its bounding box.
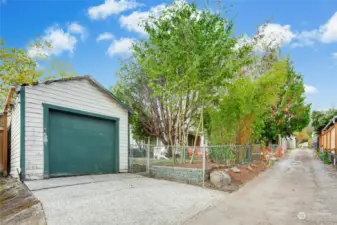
[112,64,151,144]
[209,60,288,145]
[115,2,252,150]
[262,59,310,143]
[312,109,337,135]
[0,38,75,105]
[294,128,310,144]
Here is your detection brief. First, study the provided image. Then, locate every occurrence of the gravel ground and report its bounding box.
[26,173,226,225]
[185,148,337,225]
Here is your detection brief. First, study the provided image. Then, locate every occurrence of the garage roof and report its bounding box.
[25,75,133,114]
[322,116,337,132]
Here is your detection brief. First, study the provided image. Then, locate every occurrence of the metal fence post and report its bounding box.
[147,137,150,175]
[202,146,205,187]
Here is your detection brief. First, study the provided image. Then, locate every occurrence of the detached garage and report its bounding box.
[6,76,132,180]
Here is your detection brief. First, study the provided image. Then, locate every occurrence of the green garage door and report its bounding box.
[48,109,117,177]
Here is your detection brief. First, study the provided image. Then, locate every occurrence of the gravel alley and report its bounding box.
[185,148,337,225]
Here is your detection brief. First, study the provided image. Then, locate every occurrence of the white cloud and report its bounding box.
[292,12,337,47]
[255,23,296,50]
[304,84,318,94]
[332,52,337,59]
[119,4,165,35]
[96,32,115,42]
[107,37,134,56]
[321,12,337,43]
[242,11,337,50]
[28,25,77,57]
[291,30,319,48]
[68,22,88,41]
[88,0,141,20]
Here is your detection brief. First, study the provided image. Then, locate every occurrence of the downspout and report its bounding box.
[2,87,16,176]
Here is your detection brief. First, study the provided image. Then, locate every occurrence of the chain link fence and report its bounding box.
[128,144,264,175]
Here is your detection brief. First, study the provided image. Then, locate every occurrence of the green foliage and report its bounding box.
[311,109,337,135]
[208,147,235,164]
[317,151,332,164]
[209,60,288,144]
[116,2,252,146]
[308,137,313,148]
[294,128,310,144]
[262,59,310,142]
[0,38,75,106]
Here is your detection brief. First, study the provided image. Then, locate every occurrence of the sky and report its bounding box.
[0,0,337,110]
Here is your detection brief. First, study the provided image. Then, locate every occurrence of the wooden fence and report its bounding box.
[319,123,337,151]
[0,128,3,172]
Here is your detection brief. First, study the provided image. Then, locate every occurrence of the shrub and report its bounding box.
[209,147,235,164]
[318,151,332,164]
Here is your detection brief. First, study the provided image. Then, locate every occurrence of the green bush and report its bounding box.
[318,151,332,164]
[209,147,234,164]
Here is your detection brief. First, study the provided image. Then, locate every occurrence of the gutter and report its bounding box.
[2,87,16,176]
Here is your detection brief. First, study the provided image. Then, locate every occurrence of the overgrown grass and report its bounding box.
[317,151,332,164]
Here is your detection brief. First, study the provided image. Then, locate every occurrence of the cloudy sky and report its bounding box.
[0,0,336,110]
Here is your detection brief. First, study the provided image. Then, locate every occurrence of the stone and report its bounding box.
[231,166,241,173]
[221,183,239,193]
[210,171,231,188]
[247,166,253,172]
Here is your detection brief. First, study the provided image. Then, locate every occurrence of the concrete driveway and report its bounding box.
[25,174,226,225]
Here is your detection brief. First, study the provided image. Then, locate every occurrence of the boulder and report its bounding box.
[210,171,231,188]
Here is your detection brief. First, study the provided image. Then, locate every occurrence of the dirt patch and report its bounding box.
[166,161,269,192]
[0,177,46,225]
[226,162,268,185]
[202,162,268,193]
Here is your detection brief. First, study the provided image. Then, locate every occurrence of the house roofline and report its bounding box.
[322,115,337,132]
[21,75,133,114]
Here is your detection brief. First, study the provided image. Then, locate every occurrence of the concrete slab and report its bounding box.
[26,174,226,225]
[25,173,139,191]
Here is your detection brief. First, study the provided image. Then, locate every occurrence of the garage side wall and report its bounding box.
[24,79,128,180]
[9,96,21,178]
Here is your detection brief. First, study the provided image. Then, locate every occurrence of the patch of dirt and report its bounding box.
[159,161,269,193]
[226,162,268,185]
[0,177,46,225]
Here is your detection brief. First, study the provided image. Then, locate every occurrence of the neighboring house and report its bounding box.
[319,116,337,151]
[281,136,296,150]
[6,76,132,180]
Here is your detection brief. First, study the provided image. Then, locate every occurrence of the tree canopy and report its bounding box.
[311,109,337,135]
[113,1,310,147]
[115,2,252,146]
[0,38,75,106]
[262,59,311,142]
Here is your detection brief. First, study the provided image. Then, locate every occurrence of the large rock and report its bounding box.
[210,171,231,188]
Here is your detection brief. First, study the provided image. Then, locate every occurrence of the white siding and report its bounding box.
[9,96,21,178]
[24,79,129,180]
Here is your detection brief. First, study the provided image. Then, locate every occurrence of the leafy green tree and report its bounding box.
[116,2,252,148]
[0,38,75,105]
[209,60,288,144]
[112,67,151,144]
[312,109,337,135]
[262,60,310,142]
